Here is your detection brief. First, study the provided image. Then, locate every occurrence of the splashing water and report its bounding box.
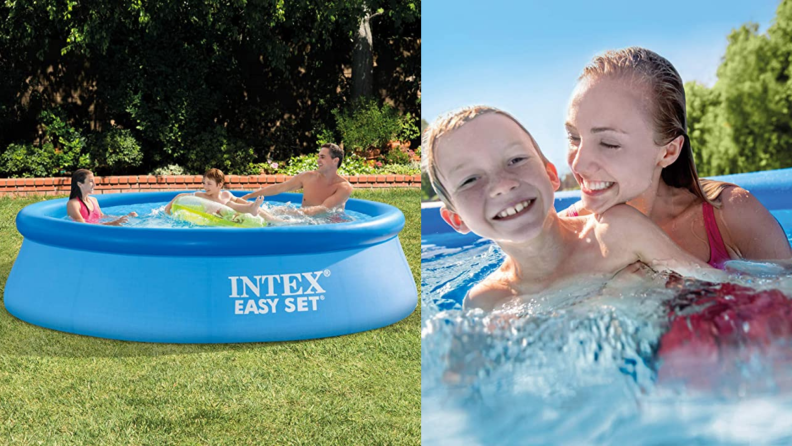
[68,200,370,228]
[422,231,792,445]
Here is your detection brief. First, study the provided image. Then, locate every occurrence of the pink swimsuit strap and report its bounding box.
[78,198,101,223]
[565,201,580,217]
[702,201,730,269]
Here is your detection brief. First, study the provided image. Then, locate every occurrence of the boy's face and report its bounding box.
[203,178,221,193]
[436,114,559,243]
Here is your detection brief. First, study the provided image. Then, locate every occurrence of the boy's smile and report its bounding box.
[436,113,558,243]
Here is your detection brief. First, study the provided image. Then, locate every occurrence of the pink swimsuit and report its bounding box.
[702,201,730,269]
[78,198,101,223]
[565,201,730,268]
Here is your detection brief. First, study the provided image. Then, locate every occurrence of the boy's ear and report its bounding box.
[440,206,470,234]
[658,135,684,168]
[545,162,561,192]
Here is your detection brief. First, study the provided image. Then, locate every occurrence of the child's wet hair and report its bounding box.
[423,106,549,211]
[204,168,225,187]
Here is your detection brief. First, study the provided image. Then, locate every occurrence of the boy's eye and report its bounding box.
[566,134,581,145]
[459,177,478,188]
[508,156,527,166]
[600,142,620,149]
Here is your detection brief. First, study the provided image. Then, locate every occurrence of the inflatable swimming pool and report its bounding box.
[5,191,416,343]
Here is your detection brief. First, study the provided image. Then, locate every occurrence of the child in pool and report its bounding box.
[66,169,138,225]
[425,106,723,312]
[164,168,268,218]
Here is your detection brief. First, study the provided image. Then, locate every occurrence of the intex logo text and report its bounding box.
[228,270,330,315]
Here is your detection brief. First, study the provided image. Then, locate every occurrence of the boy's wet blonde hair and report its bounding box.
[423,105,549,211]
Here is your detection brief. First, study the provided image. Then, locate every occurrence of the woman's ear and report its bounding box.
[545,162,561,192]
[658,135,684,168]
[440,206,470,234]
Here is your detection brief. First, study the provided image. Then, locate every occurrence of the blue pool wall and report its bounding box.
[5,191,417,343]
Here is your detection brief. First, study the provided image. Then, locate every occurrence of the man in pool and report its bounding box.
[242,143,353,216]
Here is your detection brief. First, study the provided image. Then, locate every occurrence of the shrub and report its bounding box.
[377,163,420,175]
[184,127,256,175]
[88,128,143,175]
[0,143,57,178]
[150,164,187,176]
[246,160,280,175]
[384,146,412,165]
[39,109,88,174]
[398,112,421,142]
[283,153,375,176]
[333,98,402,151]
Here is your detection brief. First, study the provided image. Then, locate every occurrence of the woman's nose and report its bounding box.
[569,141,597,175]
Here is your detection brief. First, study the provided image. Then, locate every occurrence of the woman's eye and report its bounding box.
[508,157,527,166]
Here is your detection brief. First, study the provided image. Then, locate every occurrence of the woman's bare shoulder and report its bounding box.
[717,186,792,259]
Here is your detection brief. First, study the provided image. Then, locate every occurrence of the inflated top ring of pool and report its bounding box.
[5,191,417,343]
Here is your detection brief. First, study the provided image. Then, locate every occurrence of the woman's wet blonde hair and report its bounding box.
[423,105,549,211]
[580,47,733,204]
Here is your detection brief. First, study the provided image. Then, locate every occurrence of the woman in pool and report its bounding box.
[66,169,137,225]
[564,47,792,268]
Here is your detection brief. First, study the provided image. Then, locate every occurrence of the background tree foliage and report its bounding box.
[0,0,420,176]
[686,0,792,176]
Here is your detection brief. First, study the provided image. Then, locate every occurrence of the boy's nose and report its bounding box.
[489,176,519,197]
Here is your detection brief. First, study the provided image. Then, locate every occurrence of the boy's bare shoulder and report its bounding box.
[463,272,516,312]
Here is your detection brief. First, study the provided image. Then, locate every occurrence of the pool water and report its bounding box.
[422,209,792,445]
[74,200,371,228]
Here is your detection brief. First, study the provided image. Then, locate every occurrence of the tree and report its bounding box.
[685,0,792,175]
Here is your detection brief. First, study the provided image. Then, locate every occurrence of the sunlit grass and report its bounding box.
[0,189,420,445]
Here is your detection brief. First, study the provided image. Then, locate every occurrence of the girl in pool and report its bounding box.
[66,169,138,225]
[564,47,792,267]
[425,106,723,312]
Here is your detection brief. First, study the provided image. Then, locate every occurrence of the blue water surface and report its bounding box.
[74,200,371,228]
[422,208,792,445]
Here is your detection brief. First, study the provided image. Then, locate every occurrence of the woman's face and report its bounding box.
[565,77,666,214]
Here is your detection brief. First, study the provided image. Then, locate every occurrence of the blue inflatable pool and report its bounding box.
[5,191,417,343]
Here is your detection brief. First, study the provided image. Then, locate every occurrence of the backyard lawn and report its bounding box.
[0,188,420,445]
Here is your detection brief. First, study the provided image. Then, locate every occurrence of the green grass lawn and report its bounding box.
[0,189,420,445]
